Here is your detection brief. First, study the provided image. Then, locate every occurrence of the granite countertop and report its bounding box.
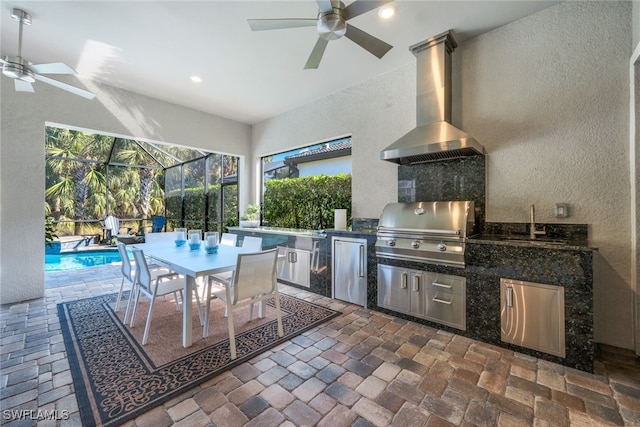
[228,226,380,238]
[469,234,596,251]
[228,226,327,238]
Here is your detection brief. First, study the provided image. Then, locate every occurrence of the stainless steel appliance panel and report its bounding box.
[277,247,311,288]
[423,271,466,330]
[501,278,565,358]
[377,264,410,313]
[332,237,367,307]
[377,201,474,237]
[423,289,466,330]
[424,273,465,295]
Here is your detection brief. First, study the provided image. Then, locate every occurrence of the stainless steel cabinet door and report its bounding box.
[377,264,410,313]
[501,279,565,358]
[333,238,367,306]
[277,247,311,288]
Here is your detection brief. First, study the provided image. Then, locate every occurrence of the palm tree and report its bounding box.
[115,141,163,232]
[46,128,108,234]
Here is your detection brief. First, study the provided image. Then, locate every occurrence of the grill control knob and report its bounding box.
[411,240,420,248]
[388,239,396,246]
[437,242,447,252]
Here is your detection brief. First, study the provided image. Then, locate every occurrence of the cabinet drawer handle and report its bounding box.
[432,282,452,289]
[412,275,420,292]
[401,273,408,289]
[432,297,453,305]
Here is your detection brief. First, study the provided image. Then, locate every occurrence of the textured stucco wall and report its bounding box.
[253,1,633,348]
[457,1,631,348]
[634,0,640,48]
[252,64,415,218]
[0,79,251,305]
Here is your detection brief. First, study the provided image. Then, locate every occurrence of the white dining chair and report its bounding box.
[220,233,238,246]
[128,249,189,345]
[207,236,263,291]
[241,236,263,251]
[204,249,284,359]
[115,241,178,316]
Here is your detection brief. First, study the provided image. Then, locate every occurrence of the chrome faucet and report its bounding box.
[529,204,546,239]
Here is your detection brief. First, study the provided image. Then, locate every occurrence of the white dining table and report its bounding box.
[131,241,251,347]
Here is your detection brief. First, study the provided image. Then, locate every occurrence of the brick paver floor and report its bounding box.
[1,266,639,426]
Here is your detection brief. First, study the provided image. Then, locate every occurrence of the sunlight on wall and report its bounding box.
[75,40,164,140]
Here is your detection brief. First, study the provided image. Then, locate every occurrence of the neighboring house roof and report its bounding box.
[264,160,285,173]
[284,140,352,166]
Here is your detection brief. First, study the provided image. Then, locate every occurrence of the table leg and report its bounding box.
[183,276,195,347]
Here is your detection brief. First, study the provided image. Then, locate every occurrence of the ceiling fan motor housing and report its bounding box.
[2,56,35,82]
[318,5,347,40]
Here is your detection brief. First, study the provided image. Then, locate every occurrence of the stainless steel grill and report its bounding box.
[375,201,476,267]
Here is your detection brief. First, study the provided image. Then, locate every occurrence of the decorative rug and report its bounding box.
[58,292,340,427]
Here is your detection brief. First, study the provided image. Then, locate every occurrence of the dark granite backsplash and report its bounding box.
[398,156,485,229]
[351,218,378,231]
[482,222,588,241]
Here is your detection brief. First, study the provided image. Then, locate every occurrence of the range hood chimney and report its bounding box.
[381,30,484,165]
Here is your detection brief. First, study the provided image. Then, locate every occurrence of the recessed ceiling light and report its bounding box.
[190,75,202,83]
[378,4,396,19]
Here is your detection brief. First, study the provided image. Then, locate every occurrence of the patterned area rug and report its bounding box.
[58,292,339,427]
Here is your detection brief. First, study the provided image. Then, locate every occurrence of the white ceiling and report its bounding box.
[1,1,560,124]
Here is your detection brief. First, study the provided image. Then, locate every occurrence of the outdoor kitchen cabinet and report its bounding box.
[377,264,424,318]
[378,264,466,330]
[277,246,311,288]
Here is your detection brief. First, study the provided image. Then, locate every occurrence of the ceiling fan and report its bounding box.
[248,0,394,69]
[1,8,95,100]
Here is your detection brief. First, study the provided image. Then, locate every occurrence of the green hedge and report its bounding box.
[263,174,351,229]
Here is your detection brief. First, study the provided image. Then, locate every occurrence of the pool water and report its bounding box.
[45,250,124,272]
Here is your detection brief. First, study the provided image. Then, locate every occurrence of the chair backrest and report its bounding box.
[144,231,178,244]
[104,215,119,232]
[241,236,262,251]
[231,249,278,304]
[151,216,166,233]
[131,249,151,292]
[220,233,238,247]
[116,241,133,282]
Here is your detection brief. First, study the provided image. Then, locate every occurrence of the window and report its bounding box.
[260,136,352,229]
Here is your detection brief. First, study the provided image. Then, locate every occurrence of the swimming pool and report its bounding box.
[45,249,125,272]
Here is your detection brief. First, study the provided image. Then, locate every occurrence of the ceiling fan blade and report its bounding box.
[345,24,392,58]
[15,79,34,93]
[316,0,333,13]
[28,62,76,75]
[34,74,96,99]
[304,37,329,69]
[247,18,317,31]
[343,0,394,21]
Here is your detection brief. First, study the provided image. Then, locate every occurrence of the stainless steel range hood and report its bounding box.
[381,31,484,165]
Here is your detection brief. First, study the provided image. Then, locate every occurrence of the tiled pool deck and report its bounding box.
[1,267,639,426]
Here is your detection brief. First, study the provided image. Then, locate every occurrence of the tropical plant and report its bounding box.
[46,128,110,234]
[241,204,260,221]
[45,216,58,246]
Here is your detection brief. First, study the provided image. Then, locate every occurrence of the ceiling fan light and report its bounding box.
[378,4,396,19]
